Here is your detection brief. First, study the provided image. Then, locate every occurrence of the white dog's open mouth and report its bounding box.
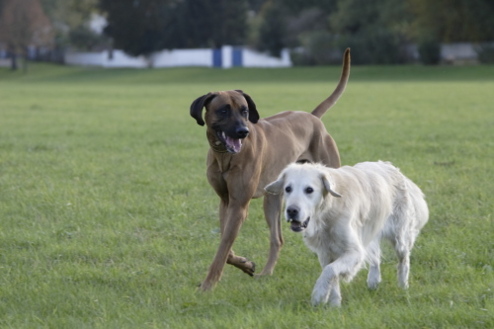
[216,131,243,154]
[289,217,310,232]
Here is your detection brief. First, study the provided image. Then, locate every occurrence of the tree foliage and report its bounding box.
[40,0,99,50]
[254,0,494,64]
[328,0,412,64]
[2,0,493,66]
[407,0,494,43]
[98,0,177,58]
[255,1,287,57]
[175,0,248,48]
[98,0,248,58]
[0,0,53,69]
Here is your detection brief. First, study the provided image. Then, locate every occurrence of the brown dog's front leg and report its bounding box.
[199,202,252,291]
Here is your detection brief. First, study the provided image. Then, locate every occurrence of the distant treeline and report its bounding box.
[1,0,493,68]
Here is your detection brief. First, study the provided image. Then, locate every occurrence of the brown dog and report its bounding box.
[190,49,351,291]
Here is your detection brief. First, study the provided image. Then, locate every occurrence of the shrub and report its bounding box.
[292,29,411,66]
[476,43,494,64]
[418,37,441,65]
[335,30,410,65]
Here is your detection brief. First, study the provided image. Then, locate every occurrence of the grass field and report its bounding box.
[0,62,493,328]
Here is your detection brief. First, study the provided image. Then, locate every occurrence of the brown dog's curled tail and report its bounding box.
[311,48,351,119]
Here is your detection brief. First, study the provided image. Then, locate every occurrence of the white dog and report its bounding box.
[265,161,429,306]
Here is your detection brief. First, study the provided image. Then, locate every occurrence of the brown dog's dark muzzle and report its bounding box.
[214,122,250,154]
[236,126,249,139]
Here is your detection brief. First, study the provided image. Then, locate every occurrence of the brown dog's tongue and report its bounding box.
[226,137,242,153]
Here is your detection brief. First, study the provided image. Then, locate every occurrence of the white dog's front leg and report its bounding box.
[311,265,337,306]
[328,276,341,306]
[312,251,365,306]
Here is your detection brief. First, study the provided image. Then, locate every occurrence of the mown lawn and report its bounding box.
[0,62,493,328]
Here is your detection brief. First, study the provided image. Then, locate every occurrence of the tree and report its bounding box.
[40,0,100,52]
[329,0,412,64]
[98,0,249,64]
[407,0,494,43]
[253,0,340,61]
[0,0,53,70]
[213,0,248,47]
[175,0,248,48]
[98,0,177,64]
[256,0,287,57]
[281,0,337,15]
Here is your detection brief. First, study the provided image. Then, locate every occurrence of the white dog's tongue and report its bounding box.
[225,136,242,153]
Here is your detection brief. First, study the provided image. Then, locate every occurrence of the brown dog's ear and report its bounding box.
[190,93,217,126]
[235,90,259,123]
[320,174,342,198]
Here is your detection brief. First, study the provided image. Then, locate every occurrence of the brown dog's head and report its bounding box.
[190,90,259,154]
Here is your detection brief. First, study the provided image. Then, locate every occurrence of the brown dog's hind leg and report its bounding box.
[258,194,284,276]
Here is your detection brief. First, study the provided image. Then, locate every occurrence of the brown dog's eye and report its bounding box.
[305,187,314,194]
[241,108,249,118]
[216,105,230,117]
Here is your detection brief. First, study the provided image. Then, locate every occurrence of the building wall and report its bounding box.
[64,46,292,68]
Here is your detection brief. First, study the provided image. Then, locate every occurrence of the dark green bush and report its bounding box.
[335,29,410,65]
[292,29,411,66]
[418,38,441,65]
[476,43,494,64]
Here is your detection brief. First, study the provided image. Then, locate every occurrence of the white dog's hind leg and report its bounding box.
[390,205,415,289]
[396,249,410,289]
[366,239,382,289]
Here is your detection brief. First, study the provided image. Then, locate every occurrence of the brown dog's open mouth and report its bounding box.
[217,131,243,154]
[289,217,310,232]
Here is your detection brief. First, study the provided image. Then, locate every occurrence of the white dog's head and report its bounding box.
[265,163,341,233]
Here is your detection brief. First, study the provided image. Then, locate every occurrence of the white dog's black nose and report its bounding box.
[286,206,300,220]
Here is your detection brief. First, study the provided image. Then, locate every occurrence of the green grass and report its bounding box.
[0,63,493,328]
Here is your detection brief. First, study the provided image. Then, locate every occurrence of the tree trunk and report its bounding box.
[22,53,28,73]
[10,52,17,70]
[108,38,114,60]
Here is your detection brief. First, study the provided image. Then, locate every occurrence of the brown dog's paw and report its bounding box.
[228,255,256,276]
[235,258,256,276]
[241,261,256,277]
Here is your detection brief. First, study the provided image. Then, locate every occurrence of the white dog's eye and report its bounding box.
[285,186,292,193]
[305,187,314,194]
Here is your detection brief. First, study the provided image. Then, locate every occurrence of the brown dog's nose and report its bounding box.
[236,127,249,139]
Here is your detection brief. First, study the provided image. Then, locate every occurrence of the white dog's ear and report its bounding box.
[265,176,284,195]
[320,174,342,198]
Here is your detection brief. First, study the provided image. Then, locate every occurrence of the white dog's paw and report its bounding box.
[311,289,330,306]
[367,275,381,290]
[398,280,409,290]
[366,264,381,290]
[328,294,342,307]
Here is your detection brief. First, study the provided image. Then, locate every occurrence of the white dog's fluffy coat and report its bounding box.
[265,161,428,306]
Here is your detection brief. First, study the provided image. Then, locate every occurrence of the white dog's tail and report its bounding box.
[311,48,351,118]
[405,178,429,233]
